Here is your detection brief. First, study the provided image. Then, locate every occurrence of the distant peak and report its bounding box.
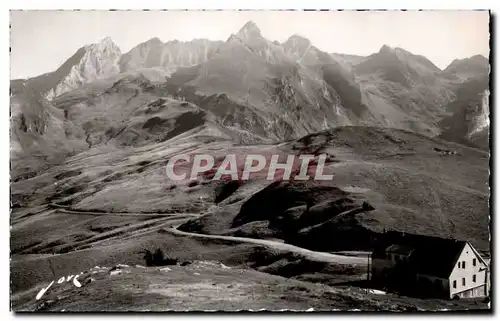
[285,34,311,46]
[470,54,489,62]
[87,37,120,53]
[447,54,488,65]
[444,54,490,75]
[100,36,114,45]
[236,21,262,39]
[394,47,408,53]
[145,37,163,45]
[241,20,260,31]
[379,45,394,53]
[98,37,120,49]
[449,55,488,65]
[283,34,312,57]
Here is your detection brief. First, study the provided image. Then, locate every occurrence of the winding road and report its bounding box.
[50,203,368,266]
[164,226,368,265]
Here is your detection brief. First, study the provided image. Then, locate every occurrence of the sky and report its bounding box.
[10,10,490,79]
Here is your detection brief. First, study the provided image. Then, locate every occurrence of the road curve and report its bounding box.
[165,227,368,265]
[50,203,367,265]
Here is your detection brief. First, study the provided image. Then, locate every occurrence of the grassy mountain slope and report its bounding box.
[179,127,489,251]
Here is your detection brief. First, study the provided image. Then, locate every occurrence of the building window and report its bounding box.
[473,258,477,266]
[458,262,461,268]
[462,261,466,269]
[473,275,476,283]
[453,280,457,288]
[462,278,466,286]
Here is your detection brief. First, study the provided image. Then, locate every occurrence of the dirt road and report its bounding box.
[51,203,367,265]
[165,227,368,265]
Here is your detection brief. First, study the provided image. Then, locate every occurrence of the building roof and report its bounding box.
[385,244,415,256]
[410,240,467,278]
[375,231,469,278]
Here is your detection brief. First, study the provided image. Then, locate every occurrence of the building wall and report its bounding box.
[415,274,449,297]
[454,285,487,299]
[449,243,488,298]
[372,251,411,277]
[371,253,414,290]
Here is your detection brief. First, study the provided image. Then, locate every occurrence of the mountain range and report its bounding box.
[10,20,490,193]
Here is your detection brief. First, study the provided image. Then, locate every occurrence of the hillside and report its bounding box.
[179,127,490,251]
[13,259,484,312]
[353,46,457,136]
[12,126,489,252]
[10,124,489,310]
[10,80,88,181]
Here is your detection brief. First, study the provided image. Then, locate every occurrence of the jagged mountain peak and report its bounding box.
[394,47,413,54]
[128,37,164,52]
[379,44,395,53]
[355,44,443,88]
[378,45,418,60]
[236,21,262,40]
[371,44,440,72]
[85,37,121,53]
[23,37,122,100]
[284,34,311,49]
[282,34,315,63]
[144,37,164,45]
[99,36,116,46]
[377,45,403,60]
[119,37,222,75]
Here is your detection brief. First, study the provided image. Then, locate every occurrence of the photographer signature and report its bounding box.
[36,272,84,300]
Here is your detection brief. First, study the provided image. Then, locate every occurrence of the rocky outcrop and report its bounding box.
[23,37,122,100]
[439,76,490,149]
[119,38,222,75]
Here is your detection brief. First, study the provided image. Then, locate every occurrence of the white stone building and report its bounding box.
[371,231,489,299]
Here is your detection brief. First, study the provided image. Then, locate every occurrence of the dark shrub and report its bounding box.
[187,180,198,187]
[142,248,178,266]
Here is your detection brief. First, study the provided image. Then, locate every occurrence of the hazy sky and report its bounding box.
[10,10,490,79]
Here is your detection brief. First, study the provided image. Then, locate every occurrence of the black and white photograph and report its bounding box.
[9,9,492,312]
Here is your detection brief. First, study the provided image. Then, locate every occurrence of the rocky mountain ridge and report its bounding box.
[21,37,122,100]
[11,21,490,158]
